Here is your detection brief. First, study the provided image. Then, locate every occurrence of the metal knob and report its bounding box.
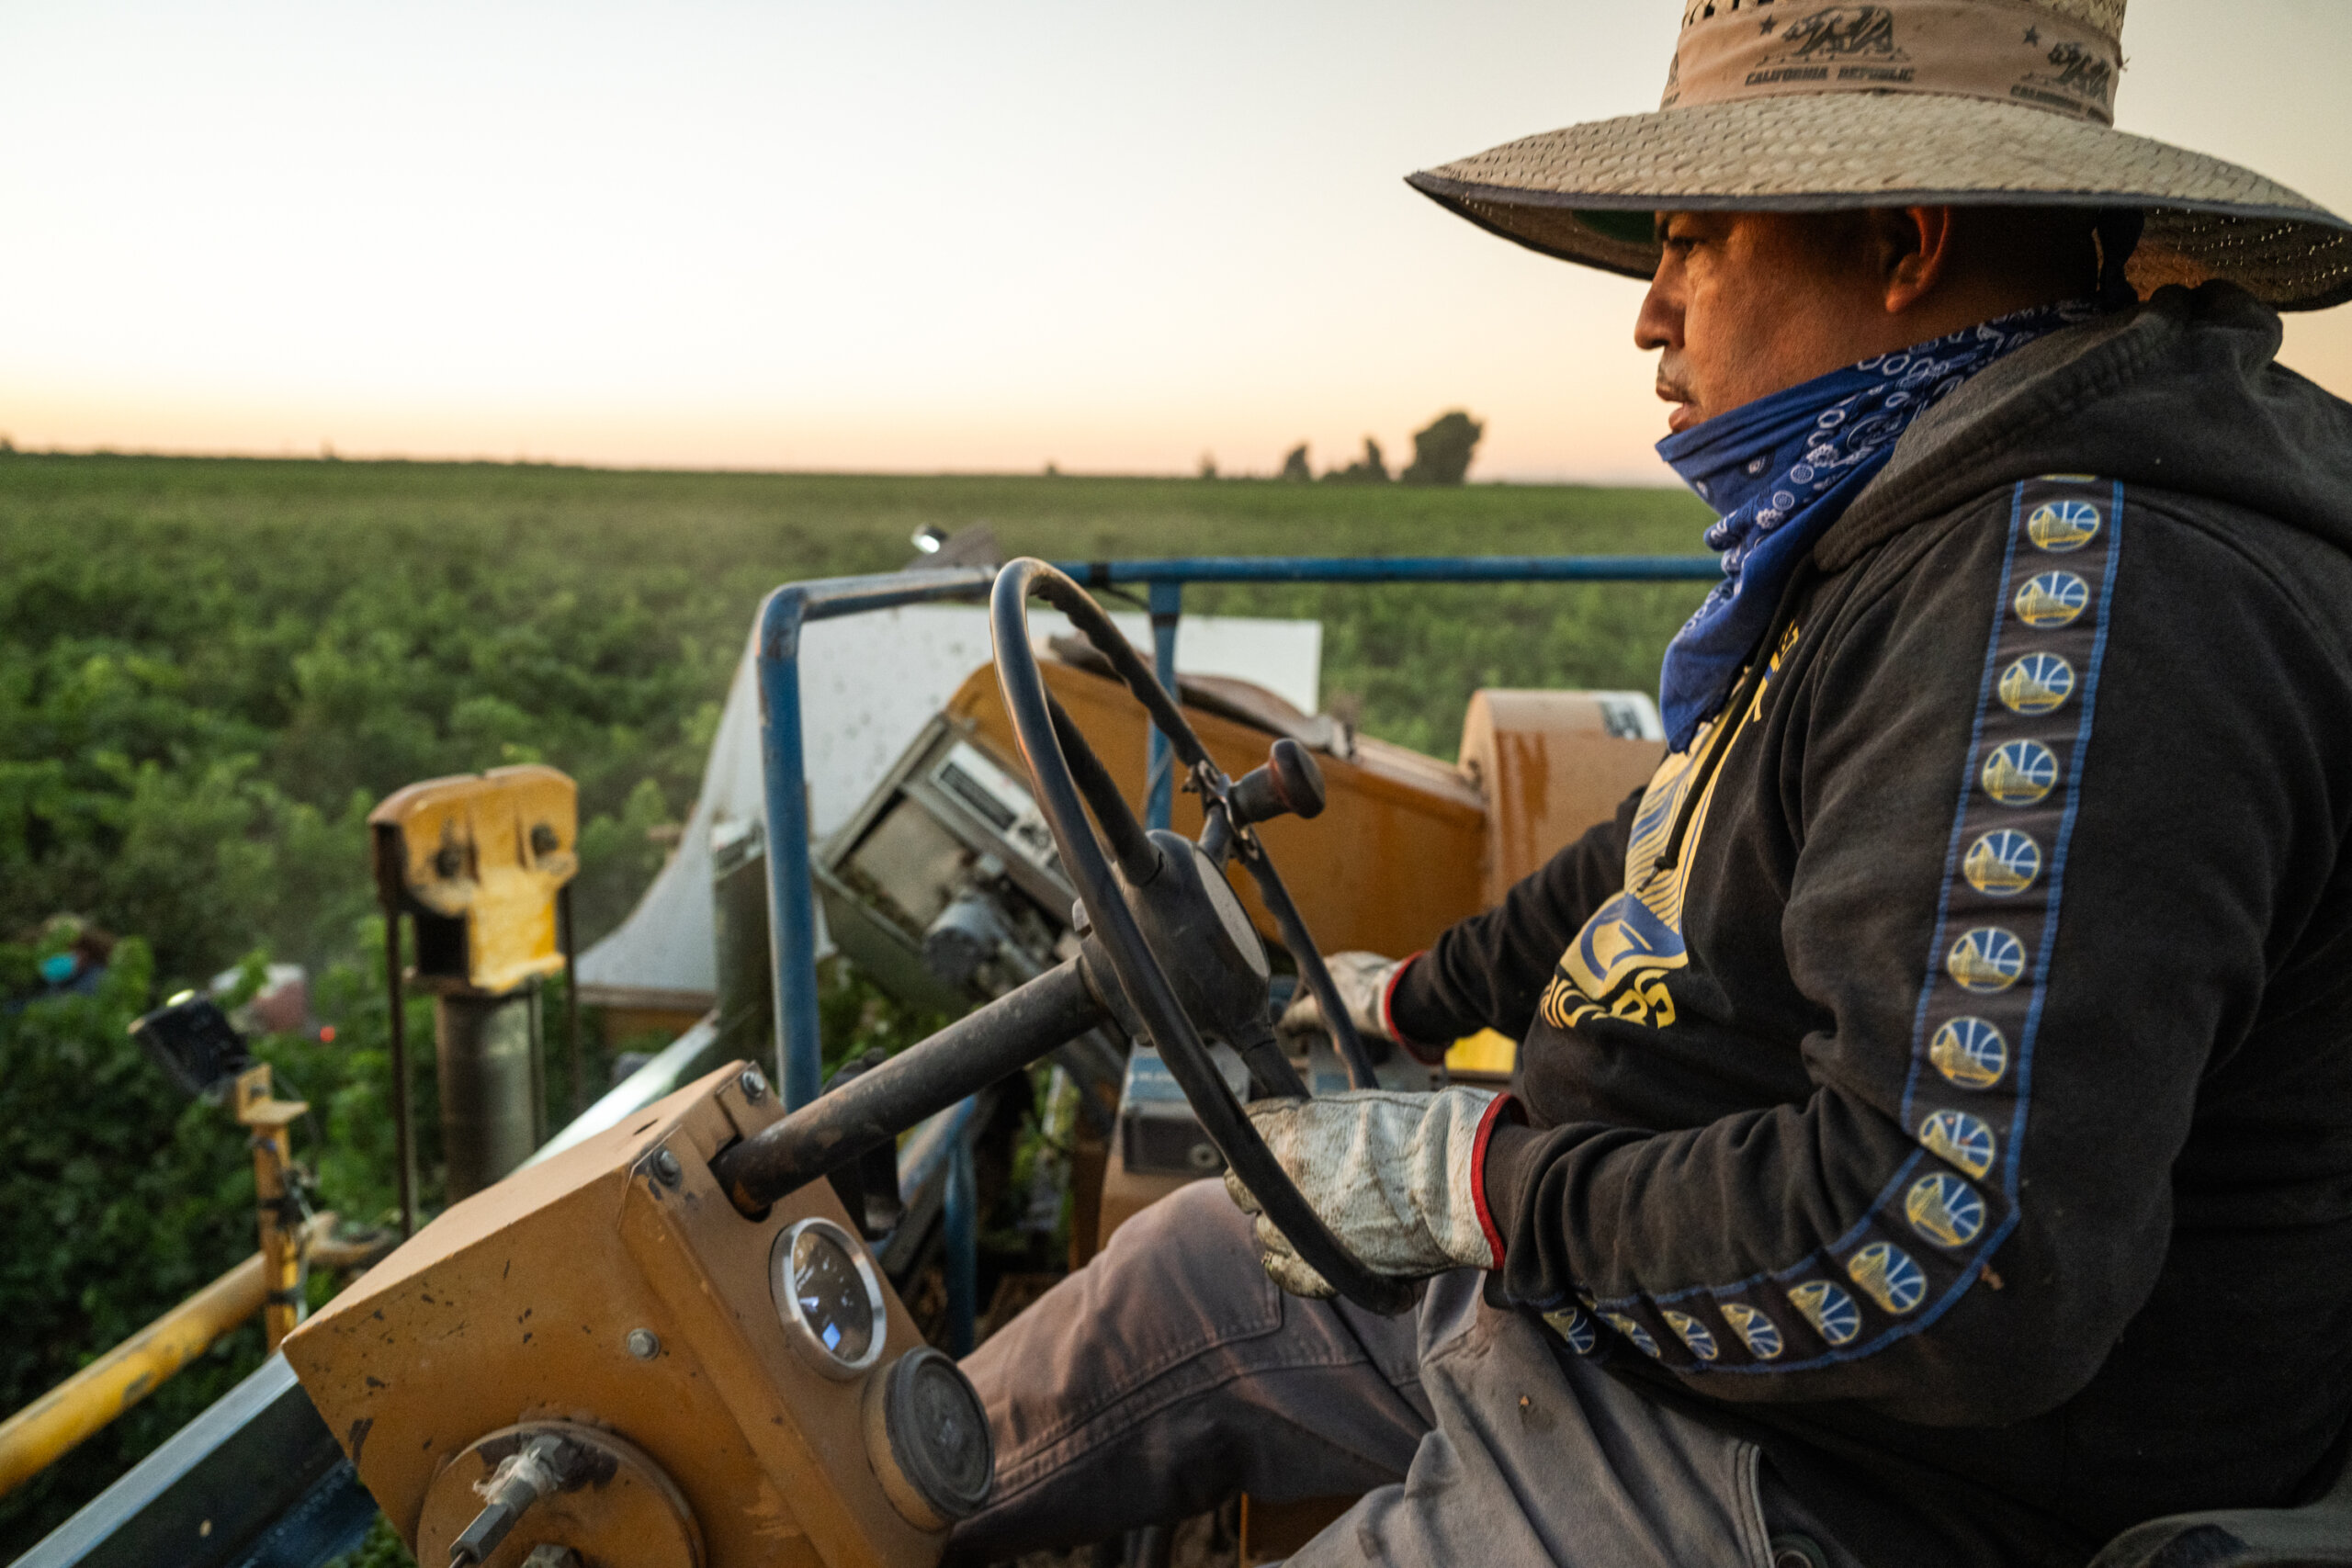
[1227,739,1326,826]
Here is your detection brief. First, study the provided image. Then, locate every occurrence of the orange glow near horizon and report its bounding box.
[3,1,2346,485]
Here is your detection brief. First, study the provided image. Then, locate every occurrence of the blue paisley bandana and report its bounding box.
[1654,299,2100,751]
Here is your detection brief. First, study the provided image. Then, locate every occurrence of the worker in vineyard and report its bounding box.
[955,2,2352,1564]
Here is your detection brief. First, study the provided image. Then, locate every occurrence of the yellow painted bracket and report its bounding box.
[368,763,579,994]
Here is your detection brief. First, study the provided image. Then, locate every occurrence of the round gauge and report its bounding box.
[770,1217,888,1379]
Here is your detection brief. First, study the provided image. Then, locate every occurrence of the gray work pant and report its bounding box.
[954,1179,1846,1567]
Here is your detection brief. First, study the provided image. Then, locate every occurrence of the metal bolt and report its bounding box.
[433,846,463,879]
[650,1148,683,1187]
[739,1066,768,1103]
[625,1328,661,1361]
[529,823,559,857]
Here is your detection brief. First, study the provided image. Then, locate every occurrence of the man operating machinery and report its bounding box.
[951,2,2352,1565]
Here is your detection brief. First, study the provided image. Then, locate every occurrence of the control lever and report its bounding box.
[1227,739,1326,828]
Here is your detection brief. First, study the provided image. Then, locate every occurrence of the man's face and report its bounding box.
[1635,210,1894,434]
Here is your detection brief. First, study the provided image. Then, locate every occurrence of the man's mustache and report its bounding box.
[1655,354,1694,408]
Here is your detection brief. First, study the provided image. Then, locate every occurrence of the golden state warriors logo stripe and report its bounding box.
[1601,1312,1662,1359]
[1846,1243,1928,1314]
[2026,497,2101,551]
[1947,927,2025,992]
[1929,1017,2008,1089]
[1917,1110,1997,1179]
[1905,1172,1988,1247]
[1982,739,2058,806]
[1998,652,2075,716]
[1663,1309,1719,1361]
[2013,571,2087,627]
[1721,1303,1782,1359]
[1787,1280,1861,1346]
[1962,829,2041,897]
[1562,480,2122,1382]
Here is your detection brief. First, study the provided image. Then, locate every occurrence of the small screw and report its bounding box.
[739,1066,767,1103]
[529,823,560,856]
[651,1148,683,1188]
[625,1328,661,1360]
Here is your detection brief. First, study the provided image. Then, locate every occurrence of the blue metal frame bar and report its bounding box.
[755,568,998,1109]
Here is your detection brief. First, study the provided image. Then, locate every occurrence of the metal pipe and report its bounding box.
[383,912,416,1240]
[435,990,537,1201]
[560,884,583,1119]
[712,956,1103,1213]
[0,1218,380,1504]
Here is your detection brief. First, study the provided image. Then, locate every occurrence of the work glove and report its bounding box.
[1222,1087,1501,1299]
[1277,951,1408,1046]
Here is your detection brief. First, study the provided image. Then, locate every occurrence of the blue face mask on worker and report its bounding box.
[39,953,78,985]
[1653,299,2099,752]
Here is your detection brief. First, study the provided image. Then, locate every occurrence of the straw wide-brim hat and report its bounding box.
[1408,0,2352,310]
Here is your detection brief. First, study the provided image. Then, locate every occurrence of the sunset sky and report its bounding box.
[5,0,2347,483]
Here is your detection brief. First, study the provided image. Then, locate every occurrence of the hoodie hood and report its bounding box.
[1819,282,2352,575]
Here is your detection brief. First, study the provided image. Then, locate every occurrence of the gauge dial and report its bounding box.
[772,1217,887,1378]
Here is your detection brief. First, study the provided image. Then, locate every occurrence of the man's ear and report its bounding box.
[1874,206,1959,315]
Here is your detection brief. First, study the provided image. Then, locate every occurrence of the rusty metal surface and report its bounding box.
[282,1061,946,1568]
[947,662,1488,959]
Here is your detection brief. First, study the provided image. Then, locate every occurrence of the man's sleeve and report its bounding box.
[1385,785,1642,1049]
[1478,481,2344,1422]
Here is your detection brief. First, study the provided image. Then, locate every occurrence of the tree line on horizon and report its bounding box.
[1190,409,1485,487]
[1282,409,1484,487]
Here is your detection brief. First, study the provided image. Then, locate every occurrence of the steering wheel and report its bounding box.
[989,558,1414,1315]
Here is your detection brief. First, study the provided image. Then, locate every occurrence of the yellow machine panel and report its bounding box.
[284,1063,967,1568]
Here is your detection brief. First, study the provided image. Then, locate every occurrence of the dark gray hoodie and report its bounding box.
[1395,283,2352,1565]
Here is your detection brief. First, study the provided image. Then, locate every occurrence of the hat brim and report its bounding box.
[1409,94,2352,310]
